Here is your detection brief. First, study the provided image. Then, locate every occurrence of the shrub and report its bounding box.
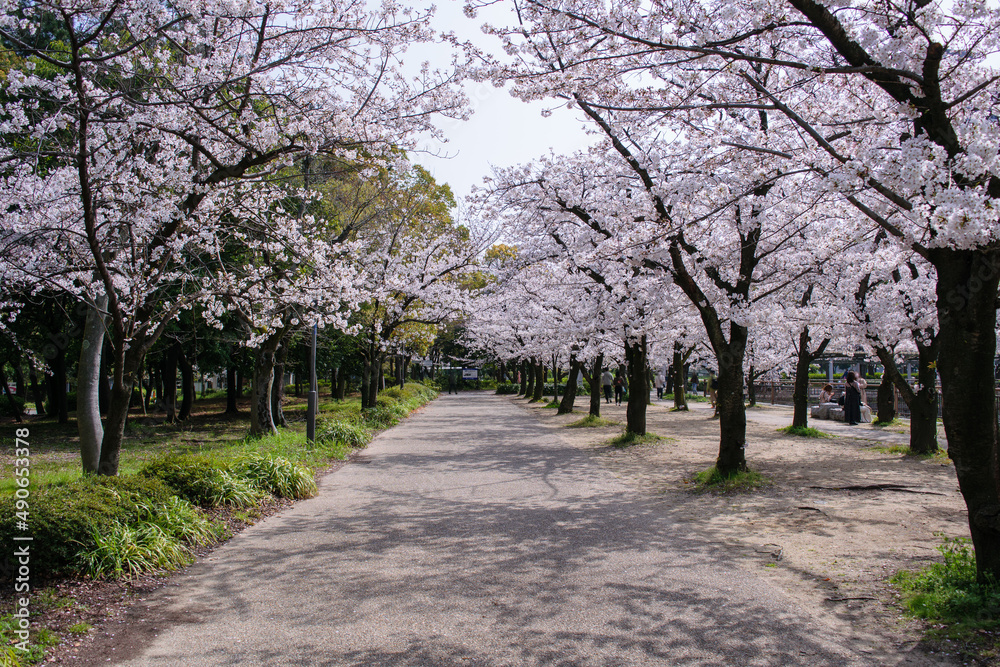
[233,455,317,499]
[143,455,264,508]
[0,394,25,418]
[317,419,371,449]
[0,475,175,575]
[145,496,226,546]
[79,521,193,579]
[496,383,519,395]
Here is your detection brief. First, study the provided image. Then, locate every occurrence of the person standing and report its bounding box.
[654,373,665,400]
[843,371,862,425]
[448,371,458,395]
[601,368,614,404]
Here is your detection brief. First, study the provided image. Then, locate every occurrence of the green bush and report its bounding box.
[496,383,519,395]
[0,394,25,418]
[317,419,371,448]
[143,455,264,508]
[80,520,193,579]
[543,382,589,396]
[0,475,197,577]
[233,455,317,499]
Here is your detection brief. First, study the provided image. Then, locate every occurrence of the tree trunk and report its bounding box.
[162,344,179,423]
[524,359,535,398]
[337,368,348,400]
[791,327,830,429]
[625,336,648,435]
[249,332,285,437]
[49,346,68,424]
[271,343,287,427]
[558,356,582,414]
[12,356,25,398]
[532,359,544,402]
[791,329,813,429]
[876,378,896,424]
[27,358,45,417]
[580,353,602,418]
[0,365,23,423]
[178,343,195,421]
[931,248,1000,581]
[225,366,239,414]
[330,366,338,398]
[78,295,108,474]
[672,343,688,411]
[875,341,939,454]
[715,338,748,476]
[98,339,111,416]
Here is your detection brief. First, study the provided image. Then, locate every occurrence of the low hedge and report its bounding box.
[0,475,183,576]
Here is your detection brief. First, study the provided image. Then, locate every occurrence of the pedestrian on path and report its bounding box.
[601,368,613,403]
[448,371,458,394]
[614,374,626,405]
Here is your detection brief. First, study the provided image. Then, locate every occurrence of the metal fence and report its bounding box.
[749,380,939,419]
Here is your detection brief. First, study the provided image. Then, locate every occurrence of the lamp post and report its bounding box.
[307,323,317,443]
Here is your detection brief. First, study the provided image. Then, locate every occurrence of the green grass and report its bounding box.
[691,466,771,493]
[662,393,709,403]
[872,418,905,428]
[567,415,619,428]
[543,400,560,408]
[892,537,1000,659]
[67,623,92,635]
[0,614,60,666]
[869,444,951,462]
[606,431,667,448]
[777,425,832,438]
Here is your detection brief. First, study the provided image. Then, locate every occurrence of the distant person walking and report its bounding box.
[614,374,626,405]
[843,371,862,425]
[654,373,664,400]
[448,371,458,395]
[601,369,613,404]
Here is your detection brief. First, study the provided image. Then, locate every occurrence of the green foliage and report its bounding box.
[142,456,265,508]
[0,394,25,418]
[232,455,317,499]
[567,415,619,428]
[692,466,771,493]
[872,418,904,427]
[79,521,193,579]
[606,431,666,448]
[893,537,1000,636]
[543,382,588,396]
[144,496,226,546]
[543,400,560,408]
[777,425,832,438]
[317,419,371,449]
[495,382,520,395]
[0,475,175,575]
[0,614,59,666]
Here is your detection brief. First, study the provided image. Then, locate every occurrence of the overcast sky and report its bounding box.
[410,0,595,202]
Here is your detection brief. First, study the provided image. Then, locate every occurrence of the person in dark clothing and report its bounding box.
[448,371,458,394]
[843,370,862,425]
[613,374,626,405]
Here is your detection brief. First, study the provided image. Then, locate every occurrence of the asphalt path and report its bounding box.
[105,392,927,666]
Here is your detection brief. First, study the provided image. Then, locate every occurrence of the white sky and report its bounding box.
[409,0,595,201]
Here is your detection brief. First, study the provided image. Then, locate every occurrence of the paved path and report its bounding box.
[107,393,930,666]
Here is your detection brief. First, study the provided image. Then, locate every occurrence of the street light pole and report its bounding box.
[307,323,317,443]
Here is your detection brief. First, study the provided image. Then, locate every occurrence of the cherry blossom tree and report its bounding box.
[0,0,470,474]
[472,0,1000,579]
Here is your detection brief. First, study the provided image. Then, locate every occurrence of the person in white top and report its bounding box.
[601,369,614,404]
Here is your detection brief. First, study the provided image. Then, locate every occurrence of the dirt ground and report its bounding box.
[512,394,970,664]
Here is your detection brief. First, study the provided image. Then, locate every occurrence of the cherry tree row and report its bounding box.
[462,0,997,577]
